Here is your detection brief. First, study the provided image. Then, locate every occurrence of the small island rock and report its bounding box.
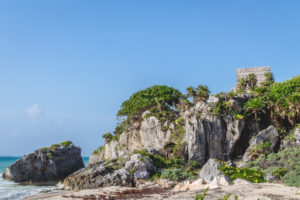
[3,141,84,184]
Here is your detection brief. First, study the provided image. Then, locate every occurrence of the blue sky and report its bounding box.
[0,1,299,156]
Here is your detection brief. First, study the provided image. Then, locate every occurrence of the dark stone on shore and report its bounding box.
[3,141,84,184]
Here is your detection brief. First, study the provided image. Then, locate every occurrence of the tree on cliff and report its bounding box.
[186,85,210,103]
[117,85,184,121]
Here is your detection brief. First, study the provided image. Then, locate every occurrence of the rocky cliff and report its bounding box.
[65,74,299,190]
[89,96,267,167]
[3,141,84,184]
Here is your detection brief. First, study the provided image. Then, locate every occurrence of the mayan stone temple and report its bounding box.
[236,66,271,85]
[233,66,271,91]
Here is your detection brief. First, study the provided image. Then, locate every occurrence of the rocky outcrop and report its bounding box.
[199,158,230,186]
[242,125,279,163]
[64,154,154,190]
[3,141,84,184]
[89,96,257,168]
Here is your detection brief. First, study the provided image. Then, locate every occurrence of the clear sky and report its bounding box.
[0,1,299,156]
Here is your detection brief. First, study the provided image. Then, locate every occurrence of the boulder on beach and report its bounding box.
[3,141,84,184]
[199,158,230,186]
[64,153,154,190]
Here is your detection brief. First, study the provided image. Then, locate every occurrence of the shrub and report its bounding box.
[59,140,73,146]
[102,132,113,143]
[117,85,184,121]
[186,85,211,103]
[135,150,185,169]
[219,162,265,183]
[160,169,197,181]
[195,187,209,200]
[246,147,300,187]
[282,167,300,187]
[250,141,271,160]
[93,146,104,155]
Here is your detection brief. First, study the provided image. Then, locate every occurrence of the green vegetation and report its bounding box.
[249,75,300,127]
[160,169,197,181]
[136,149,200,181]
[136,150,185,169]
[195,187,209,200]
[40,140,73,152]
[249,141,271,160]
[102,132,113,143]
[243,98,265,121]
[195,188,238,200]
[92,146,104,155]
[246,147,300,187]
[186,85,211,103]
[219,161,265,183]
[117,85,184,121]
[59,140,73,146]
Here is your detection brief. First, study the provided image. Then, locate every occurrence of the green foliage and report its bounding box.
[282,166,300,187]
[136,150,185,169]
[219,162,265,183]
[40,141,73,152]
[195,187,209,200]
[250,141,271,160]
[246,147,300,187]
[246,73,258,89]
[244,98,265,112]
[117,85,184,121]
[272,167,287,179]
[261,72,275,87]
[218,193,231,200]
[102,132,113,143]
[160,168,197,181]
[190,160,200,169]
[59,141,73,146]
[186,85,211,103]
[93,146,104,155]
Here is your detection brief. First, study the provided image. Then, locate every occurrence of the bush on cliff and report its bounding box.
[117,85,184,121]
[245,75,300,127]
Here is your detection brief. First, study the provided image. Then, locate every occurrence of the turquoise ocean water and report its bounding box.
[0,156,89,200]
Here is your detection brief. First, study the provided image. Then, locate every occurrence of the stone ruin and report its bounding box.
[233,66,271,91]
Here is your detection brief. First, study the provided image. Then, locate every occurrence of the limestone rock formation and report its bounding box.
[3,141,84,184]
[199,158,230,186]
[89,96,257,168]
[242,125,279,163]
[64,154,154,190]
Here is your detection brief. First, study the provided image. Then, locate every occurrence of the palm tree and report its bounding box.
[195,85,210,102]
[237,77,247,92]
[247,73,258,89]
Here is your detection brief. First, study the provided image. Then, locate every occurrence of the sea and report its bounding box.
[0,156,89,200]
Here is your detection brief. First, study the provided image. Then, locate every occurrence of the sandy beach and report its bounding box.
[23,183,300,200]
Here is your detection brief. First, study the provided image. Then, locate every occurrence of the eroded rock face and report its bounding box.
[199,158,230,186]
[89,96,266,168]
[3,142,84,184]
[242,125,279,163]
[64,154,154,191]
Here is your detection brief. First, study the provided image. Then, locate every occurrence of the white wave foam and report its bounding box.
[0,173,58,200]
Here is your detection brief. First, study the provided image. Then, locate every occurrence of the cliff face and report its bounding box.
[89,96,266,167]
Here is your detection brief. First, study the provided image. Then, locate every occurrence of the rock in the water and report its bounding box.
[199,159,230,186]
[242,125,279,163]
[3,141,84,184]
[64,154,154,190]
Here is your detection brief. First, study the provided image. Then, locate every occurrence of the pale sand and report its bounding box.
[23,183,300,200]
